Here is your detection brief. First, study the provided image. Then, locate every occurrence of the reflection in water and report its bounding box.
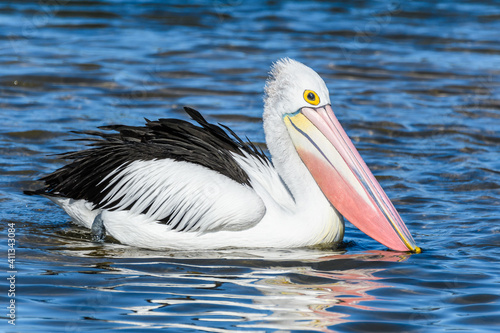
[55,247,408,331]
[246,251,408,331]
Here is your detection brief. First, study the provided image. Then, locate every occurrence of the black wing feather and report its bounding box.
[27,107,269,221]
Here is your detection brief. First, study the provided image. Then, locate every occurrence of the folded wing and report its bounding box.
[31,107,269,233]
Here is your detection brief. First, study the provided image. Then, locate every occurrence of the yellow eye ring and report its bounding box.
[303,90,320,106]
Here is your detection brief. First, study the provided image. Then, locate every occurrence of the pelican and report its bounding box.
[26,58,420,252]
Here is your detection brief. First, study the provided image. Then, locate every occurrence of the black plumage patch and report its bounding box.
[26,107,269,217]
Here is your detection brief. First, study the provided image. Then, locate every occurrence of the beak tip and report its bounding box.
[413,246,422,254]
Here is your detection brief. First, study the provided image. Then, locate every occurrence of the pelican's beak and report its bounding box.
[284,104,420,253]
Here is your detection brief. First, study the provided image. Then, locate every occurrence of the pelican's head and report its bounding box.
[264,58,331,115]
[264,58,420,253]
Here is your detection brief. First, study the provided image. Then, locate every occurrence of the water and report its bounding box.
[1,0,500,332]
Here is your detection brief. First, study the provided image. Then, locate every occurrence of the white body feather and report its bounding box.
[49,151,344,249]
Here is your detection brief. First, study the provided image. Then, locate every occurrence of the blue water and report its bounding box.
[1,1,500,332]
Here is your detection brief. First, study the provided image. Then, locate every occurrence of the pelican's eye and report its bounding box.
[303,90,320,106]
